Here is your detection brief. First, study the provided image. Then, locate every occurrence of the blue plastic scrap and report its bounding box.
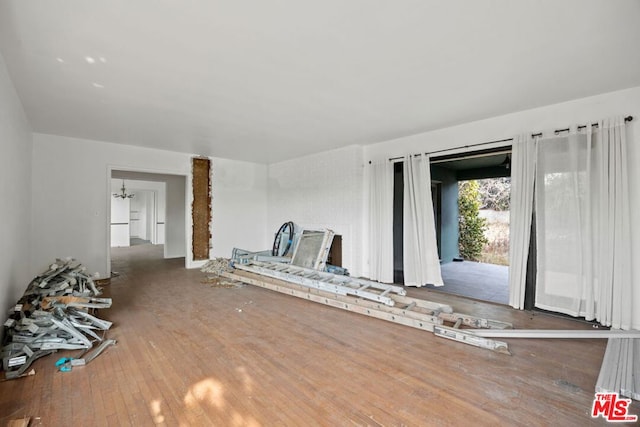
[55,357,74,372]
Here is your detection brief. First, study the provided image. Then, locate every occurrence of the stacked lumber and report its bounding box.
[596,338,640,400]
[1,258,114,379]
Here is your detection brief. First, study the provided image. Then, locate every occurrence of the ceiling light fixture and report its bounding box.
[113,180,135,199]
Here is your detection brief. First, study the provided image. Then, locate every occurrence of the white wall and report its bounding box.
[267,145,364,276]
[366,87,640,161]
[364,86,640,329]
[165,175,186,259]
[110,195,130,247]
[128,191,147,239]
[211,158,269,257]
[32,134,269,277]
[0,53,32,323]
[127,180,166,244]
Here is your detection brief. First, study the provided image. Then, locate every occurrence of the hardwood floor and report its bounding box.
[1,245,637,426]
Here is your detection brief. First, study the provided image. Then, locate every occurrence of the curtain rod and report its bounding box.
[531,115,633,138]
[374,115,634,164]
[383,137,513,163]
[430,149,511,165]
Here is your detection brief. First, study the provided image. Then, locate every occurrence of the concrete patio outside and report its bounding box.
[425,260,509,305]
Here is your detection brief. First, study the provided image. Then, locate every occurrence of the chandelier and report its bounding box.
[113,180,135,199]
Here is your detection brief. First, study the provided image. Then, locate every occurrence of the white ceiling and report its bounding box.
[1,1,639,164]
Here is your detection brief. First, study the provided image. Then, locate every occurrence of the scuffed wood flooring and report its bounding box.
[1,244,637,426]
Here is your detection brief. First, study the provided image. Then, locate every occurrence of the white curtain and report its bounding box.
[534,117,631,329]
[367,160,394,283]
[403,155,443,287]
[508,134,537,309]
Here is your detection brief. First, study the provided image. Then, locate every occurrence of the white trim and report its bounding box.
[471,329,640,339]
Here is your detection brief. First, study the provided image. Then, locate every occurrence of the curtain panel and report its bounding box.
[367,160,394,283]
[533,117,631,329]
[508,134,537,309]
[403,154,443,287]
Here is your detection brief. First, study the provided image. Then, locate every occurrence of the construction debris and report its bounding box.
[233,260,406,306]
[201,276,244,289]
[228,222,349,276]
[2,258,115,380]
[199,222,511,353]
[596,338,640,401]
[201,257,233,275]
[6,417,31,427]
[272,221,296,257]
[290,229,335,271]
[221,261,514,354]
[201,258,245,288]
[230,248,291,265]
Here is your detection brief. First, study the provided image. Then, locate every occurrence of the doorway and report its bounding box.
[110,179,164,248]
[432,148,511,303]
[392,147,512,304]
[129,189,158,245]
[108,170,187,274]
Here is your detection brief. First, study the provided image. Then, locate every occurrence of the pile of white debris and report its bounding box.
[201,257,233,275]
[1,258,115,379]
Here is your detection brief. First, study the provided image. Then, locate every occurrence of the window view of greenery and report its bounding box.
[458,178,510,265]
